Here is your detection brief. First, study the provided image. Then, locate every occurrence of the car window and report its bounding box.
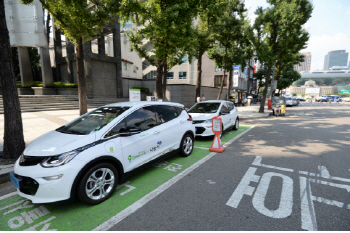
[56,107,130,135]
[126,106,157,132]
[154,105,180,123]
[188,103,221,113]
[221,104,229,113]
[104,118,126,138]
[226,102,234,111]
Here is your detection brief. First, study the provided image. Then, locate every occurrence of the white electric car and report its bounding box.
[188,100,239,137]
[11,102,195,205]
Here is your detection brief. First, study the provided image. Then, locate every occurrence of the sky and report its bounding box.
[244,0,350,71]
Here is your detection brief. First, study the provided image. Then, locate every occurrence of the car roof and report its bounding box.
[199,100,227,103]
[102,101,184,108]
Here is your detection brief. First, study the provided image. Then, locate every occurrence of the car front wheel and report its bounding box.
[77,163,118,205]
[233,118,239,130]
[179,134,194,157]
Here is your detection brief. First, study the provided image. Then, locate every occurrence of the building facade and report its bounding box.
[294,52,311,72]
[323,50,349,70]
[290,80,338,97]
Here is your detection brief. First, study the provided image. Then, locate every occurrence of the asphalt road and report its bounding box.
[109,102,350,231]
[1,102,350,231]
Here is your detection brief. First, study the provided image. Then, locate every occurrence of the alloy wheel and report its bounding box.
[85,168,115,200]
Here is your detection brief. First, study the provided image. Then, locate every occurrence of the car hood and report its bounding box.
[24,130,96,156]
[190,113,218,121]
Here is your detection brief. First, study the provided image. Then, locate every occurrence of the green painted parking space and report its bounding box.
[0,125,251,231]
[194,125,251,148]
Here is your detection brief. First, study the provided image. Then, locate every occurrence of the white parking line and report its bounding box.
[0,192,17,201]
[93,126,255,231]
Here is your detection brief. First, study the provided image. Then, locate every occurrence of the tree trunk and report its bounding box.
[217,70,226,100]
[45,12,51,45]
[76,36,88,115]
[0,1,25,159]
[227,69,233,101]
[259,67,272,113]
[156,59,163,99]
[162,59,167,101]
[195,50,204,102]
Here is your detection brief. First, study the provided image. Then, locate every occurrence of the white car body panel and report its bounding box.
[13,101,195,204]
[189,101,238,137]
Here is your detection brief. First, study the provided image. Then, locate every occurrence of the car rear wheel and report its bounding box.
[77,163,118,205]
[179,134,194,157]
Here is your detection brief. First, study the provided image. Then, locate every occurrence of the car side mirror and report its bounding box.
[220,110,230,115]
[119,127,142,136]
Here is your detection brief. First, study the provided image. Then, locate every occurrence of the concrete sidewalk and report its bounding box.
[0,104,271,184]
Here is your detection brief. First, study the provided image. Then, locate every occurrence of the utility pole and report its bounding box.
[270,62,276,100]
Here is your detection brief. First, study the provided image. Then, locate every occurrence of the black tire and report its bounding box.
[179,133,194,157]
[233,118,239,130]
[77,163,118,205]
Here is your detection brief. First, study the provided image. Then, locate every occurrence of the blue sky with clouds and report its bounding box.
[245,0,350,71]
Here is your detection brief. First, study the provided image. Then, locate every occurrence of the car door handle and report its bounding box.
[154,131,160,134]
[180,119,185,123]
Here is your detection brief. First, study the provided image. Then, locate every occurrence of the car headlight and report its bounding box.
[204,119,212,124]
[41,150,80,168]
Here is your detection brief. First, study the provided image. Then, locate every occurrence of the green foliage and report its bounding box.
[121,0,198,69]
[21,0,121,45]
[207,0,251,71]
[15,81,78,88]
[277,65,301,90]
[247,0,313,111]
[132,86,149,93]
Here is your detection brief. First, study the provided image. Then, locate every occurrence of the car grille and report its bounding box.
[192,120,205,124]
[19,156,47,166]
[195,127,206,134]
[13,173,39,196]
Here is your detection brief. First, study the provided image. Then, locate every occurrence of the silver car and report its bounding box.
[292,98,299,106]
[286,97,293,107]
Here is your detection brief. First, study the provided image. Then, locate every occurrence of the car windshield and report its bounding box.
[188,103,221,114]
[56,107,130,135]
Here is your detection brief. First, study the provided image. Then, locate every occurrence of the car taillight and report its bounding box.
[187,114,193,121]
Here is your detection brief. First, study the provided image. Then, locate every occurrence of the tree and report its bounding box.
[277,65,301,93]
[253,66,268,96]
[0,0,25,159]
[247,0,313,113]
[22,0,121,115]
[207,0,251,100]
[187,0,227,102]
[121,0,198,100]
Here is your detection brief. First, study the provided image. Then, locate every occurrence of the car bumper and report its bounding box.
[194,125,215,137]
[13,158,86,203]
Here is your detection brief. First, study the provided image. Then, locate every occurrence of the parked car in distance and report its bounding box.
[285,97,293,106]
[297,98,305,102]
[292,98,299,106]
[11,101,195,205]
[341,97,350,102]
[188,100,239,137]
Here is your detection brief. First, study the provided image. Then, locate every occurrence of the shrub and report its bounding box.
[132,86,149,93]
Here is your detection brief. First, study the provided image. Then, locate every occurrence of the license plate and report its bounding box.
[9,172,21,189]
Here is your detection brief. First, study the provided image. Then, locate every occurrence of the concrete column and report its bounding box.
[98,36,105,56]
[113,15,123,98]
[39,47,54,87]
[18,47,33,87]
[66,38,75,83]
[53,24,62,81]
[83,40,93,98]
